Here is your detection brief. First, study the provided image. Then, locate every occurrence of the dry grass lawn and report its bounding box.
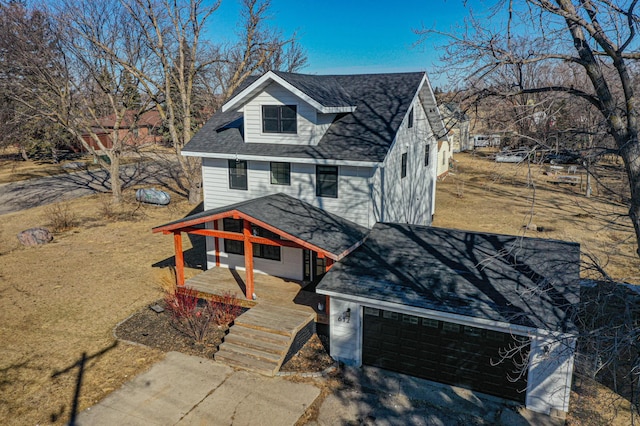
[434,152,639,283]
[0,151,638,425]
[0,191,196,425]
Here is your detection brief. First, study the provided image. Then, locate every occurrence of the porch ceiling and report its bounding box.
[153,193,369,260]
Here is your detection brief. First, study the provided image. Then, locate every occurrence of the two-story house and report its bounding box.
[153,70,578,418]
[181,71,445,280]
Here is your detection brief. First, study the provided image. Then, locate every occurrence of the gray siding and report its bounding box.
[378,99,436,225]
[243,82,335,145]
[202,158,377,228]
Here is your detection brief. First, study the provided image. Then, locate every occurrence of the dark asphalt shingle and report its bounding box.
[183,72,427,163]
[317,223,580,334]
[153,193,368,257]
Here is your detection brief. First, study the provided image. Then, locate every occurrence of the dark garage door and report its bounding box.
[363,307,530,403]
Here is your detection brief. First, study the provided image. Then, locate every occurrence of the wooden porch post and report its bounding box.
[243,220,254,300]
[325,258,333,272]
[173,231,185,287]
[213,220,220,267]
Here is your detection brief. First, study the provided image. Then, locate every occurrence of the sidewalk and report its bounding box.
[75,352,320,426]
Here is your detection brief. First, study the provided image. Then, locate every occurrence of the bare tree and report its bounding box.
[420,0,640,257]
[211,0,307,108]
[0,2,72,161]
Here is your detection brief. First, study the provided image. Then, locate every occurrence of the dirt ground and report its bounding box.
[0,151,637,425]
[433,152,639,283]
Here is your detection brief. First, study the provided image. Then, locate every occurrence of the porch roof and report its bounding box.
[153,193,369,260]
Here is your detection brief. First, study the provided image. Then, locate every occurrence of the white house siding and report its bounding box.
[377,100,436,226]
[329,297,362,366]
[243,81,335,145]
[201,158,377,228]
[437,140,452,177]
[526,334,576,416]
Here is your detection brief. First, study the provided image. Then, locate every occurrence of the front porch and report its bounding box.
[185,267,329,324]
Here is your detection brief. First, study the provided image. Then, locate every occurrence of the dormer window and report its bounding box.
[262,105,297,134]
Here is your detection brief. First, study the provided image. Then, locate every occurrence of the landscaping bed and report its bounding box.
[115,302,335,373]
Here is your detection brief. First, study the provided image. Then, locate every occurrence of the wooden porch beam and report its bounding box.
[178,227,306,249]
[173,232,185,287]
[243,220,254,300]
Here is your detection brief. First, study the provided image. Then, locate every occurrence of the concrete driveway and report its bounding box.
[75,352,320,426]
[76,352,561,426]
[313,366,562,426]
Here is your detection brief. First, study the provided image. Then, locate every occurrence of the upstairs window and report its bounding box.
[270,162,291,185]
[424,144,430,166]
[408,107,414,128]
[228,159,248,190]
[401,153,408,178]
[316,165,338,198]
[262,105,297,134]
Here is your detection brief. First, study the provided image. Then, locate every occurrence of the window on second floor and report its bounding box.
[424,144,430,167]
[262,105,297,134]
[408,107,414,128]
[401,153,408,178]
[316,165,338,198]
[228,159,248,190]
[270,162,291,185]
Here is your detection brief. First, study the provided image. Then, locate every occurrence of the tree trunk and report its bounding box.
[187,177,201,205]
[619,134,640,258]
[109,155,122,203]
[19,144,29,161]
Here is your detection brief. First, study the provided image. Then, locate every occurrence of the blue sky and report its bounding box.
[208,0,493,88]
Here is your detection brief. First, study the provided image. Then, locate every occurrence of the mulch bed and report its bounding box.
[115,301,335,373]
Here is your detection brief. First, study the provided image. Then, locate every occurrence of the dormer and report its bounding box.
[221,71,357,146]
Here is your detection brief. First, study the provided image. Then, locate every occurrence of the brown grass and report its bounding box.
[0,152,637,424]
[434,153,639,283]
[0,192,196,425]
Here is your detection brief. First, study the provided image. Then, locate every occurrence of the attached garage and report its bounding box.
[362,307,529,402]
[317,224,580,417]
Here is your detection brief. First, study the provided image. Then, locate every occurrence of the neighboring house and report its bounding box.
[436,138,452,178]
[82,110,164,150]
[153,70,578,418]
[440,102,471,152]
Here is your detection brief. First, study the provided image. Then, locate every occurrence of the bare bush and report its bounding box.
[44,202,76,232]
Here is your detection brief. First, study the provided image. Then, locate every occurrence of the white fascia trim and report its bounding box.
[318,289,575,339]
[181,150,379,167]
[420,73,449,142]
[222,71,356,113]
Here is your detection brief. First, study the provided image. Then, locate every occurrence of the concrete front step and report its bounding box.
[215,348,280,376]
[218,342,282,363]
[224,328,290,355]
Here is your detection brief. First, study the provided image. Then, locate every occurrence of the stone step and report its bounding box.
[215,347,280,376]
[224,329,290,355]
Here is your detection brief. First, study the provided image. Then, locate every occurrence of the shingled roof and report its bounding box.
[317,223,580,334]
[182,71,443,163]
[153,193,368,259]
